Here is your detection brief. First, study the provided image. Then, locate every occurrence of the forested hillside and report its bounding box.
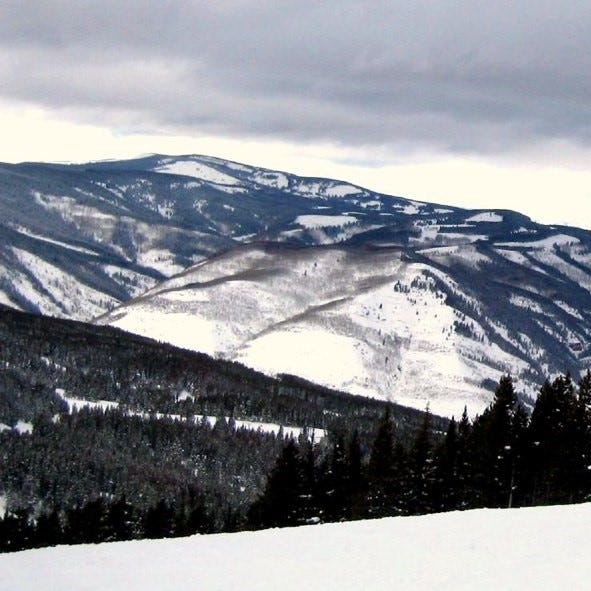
[0,306,445,551]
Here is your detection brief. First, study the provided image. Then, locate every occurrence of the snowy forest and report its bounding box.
[2,359,591,552]
[1,306,591,553]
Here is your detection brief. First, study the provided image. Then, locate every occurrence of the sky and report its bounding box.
[1,1,591,227]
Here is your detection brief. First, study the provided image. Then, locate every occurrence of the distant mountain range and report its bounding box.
[2,154,591,414]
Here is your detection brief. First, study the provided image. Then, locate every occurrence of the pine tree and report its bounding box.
[470,375,520,507]
[346,429,366,520]
[407,406,435,514]
[433,417,458,511]
[367,407,402,517]
[34,507,63,548]
[455,406,473,509]
[523,374,577,504]
[248,439,306,528]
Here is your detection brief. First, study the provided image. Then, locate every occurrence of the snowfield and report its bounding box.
[2,504,590,590]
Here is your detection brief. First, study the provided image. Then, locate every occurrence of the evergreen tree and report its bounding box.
[144,499,177,539]
[34,507,63,548]
[407,406,435,514]
[367,407,403,517]
[346,430,366,520]
[433,417,458,511]
[470,375,520,508]
[248,439,306,528]
[523,374,578,504]
[455,406,473,509]
[107,496,137,541]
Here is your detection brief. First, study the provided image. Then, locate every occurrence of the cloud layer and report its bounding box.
[2,1,590,156]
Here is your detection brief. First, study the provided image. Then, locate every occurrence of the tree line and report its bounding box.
[248,372,591,528]
[2,372,591,552]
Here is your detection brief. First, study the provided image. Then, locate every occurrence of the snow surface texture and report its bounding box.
[3,503,591,591]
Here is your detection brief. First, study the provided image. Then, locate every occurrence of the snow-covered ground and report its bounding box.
[2,503,590,590]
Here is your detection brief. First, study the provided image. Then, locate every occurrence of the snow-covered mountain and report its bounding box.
[4,154,591,414]
[3,503,590,591]
[100,229,591,416]
[0,154,460,320]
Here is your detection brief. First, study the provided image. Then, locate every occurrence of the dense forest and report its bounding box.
[0,306,443,551]
[2,371,591,553]
[248,372,591,530]
[2,307,590,553]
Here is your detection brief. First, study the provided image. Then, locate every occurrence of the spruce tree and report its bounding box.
[408,406,435,514]
[367,407,402,517]
[248,439,306,528]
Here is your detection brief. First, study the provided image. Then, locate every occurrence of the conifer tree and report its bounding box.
[248,439,306,528]
[408,406,435,514]
[367,406,402,517]
[470,375,519,507]
[346,429,366,520]
[433,417,458,511]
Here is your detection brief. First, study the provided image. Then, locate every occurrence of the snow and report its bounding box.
[466,212,504,223]
[294,181,324,196]
[253,171,289,189]
[8,248,117,320]
[497,233,579,249]
[225,161,253,172]
[11,226,99,256]
[135,249,184,277]
[0,291,19,308]
[3,503,591,590]
[324,184,362,197]
[14,420,33,434]
[102,246,534,416]
[238,328,368,394]
[400,202,423,215]
[154,161,240,186]
[555,300,584,320]
[108,310,234,357]
[295,215,357,228]
[53,389,323,441]
[510,294,544,314]
[212,184,247,195]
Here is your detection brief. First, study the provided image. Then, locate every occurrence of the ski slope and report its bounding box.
[2,503,590,590]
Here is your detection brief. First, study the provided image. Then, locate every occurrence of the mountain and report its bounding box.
[3,153,591,414]
[0,153,455,320]
[3,503,590,590]
[99,230,591,416]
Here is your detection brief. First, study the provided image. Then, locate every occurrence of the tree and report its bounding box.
[248,439,306,528]
[523,374,577,505]
[407,406,435,514]
[470,375,521,507]
[433,417,458,511]
[367,407,403,517]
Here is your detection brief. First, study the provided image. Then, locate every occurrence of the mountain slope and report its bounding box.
[100,229,591,416]
[0,154,466,320]
[3,503,590,591]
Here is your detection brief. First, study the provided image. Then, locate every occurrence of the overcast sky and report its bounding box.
[1,1,591,227]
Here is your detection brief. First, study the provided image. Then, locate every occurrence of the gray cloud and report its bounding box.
[2,0,591,155]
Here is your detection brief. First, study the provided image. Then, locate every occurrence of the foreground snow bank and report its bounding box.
[2,504,590,591]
